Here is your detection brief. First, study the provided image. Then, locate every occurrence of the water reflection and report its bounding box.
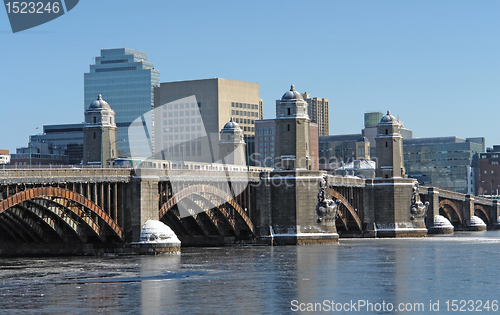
[2,232,500,314]
[140,255,181,315]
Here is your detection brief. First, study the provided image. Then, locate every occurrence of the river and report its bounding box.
[2,231,500,314]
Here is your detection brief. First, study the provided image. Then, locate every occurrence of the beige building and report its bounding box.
[154,78,261,162]
[301,92,329,136]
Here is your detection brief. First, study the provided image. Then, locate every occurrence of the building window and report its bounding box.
[93,132,96,139]
[358,146,365,156]
[287,124,290,131]
[287,108,291,115]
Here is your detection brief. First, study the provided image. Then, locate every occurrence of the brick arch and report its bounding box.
[0,187,123,240]
[439,199,462,224]
[474,205,490,225]
[329,188,362,231]
[159,184,254,235]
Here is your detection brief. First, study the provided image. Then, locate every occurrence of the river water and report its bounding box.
[2,231,500,314]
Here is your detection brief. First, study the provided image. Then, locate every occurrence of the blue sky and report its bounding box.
[1,0,499,153]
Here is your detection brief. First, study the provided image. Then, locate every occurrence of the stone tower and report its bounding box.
[275,85,311,170]
[375,110,405,178]
[218,117,246,165]
[83,94,118,166]
[363,110,426,237]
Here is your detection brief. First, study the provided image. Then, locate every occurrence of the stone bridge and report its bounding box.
[0,168,263,251]
[420,187,500,230]
[1,167,499,254]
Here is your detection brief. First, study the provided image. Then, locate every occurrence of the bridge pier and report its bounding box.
[426,187,440,223]
[461,195,486,231]
[425,187,454,234]
[124,169,161,242]
[365,178,427,237]
[256,170,339,245]
[491,200,500,229]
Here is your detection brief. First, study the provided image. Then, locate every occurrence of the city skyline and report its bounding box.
[1,1,499,153]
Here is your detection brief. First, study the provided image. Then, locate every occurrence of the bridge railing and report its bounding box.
[420,185,496,206]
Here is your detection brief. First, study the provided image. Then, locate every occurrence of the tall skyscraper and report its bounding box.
[84,48,160,157]
[301,92,329,136]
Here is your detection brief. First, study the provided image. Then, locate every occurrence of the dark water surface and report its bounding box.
[2,231,500,314]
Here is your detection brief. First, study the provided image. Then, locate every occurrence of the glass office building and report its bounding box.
[84,48,160,157]
[403,137,484,194]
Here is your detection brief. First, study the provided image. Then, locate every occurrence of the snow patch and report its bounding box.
[470,216,486,227]
[139,220,181,244]
[434,215,454,228]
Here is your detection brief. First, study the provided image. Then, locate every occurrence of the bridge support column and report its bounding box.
[124,169,160,242]
[425,187,440,229]
[492,200,500,228]
[261,170,338,245]
[366,178,427,237]
[464,195,486,231]
[255,175,271,238]
[463,195,473,228]
[426,187,440,224]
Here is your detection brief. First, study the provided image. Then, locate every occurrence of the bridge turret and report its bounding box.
[83,94,118,166]
[219,117,246,166]
[274,85,312,170]
[375,110,405,178]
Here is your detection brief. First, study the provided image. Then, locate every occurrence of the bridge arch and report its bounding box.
[474,205,490,225]
[438,199,462,225]
[159,184,254,236]
[329,188,362,231]
[0,187,123,242]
